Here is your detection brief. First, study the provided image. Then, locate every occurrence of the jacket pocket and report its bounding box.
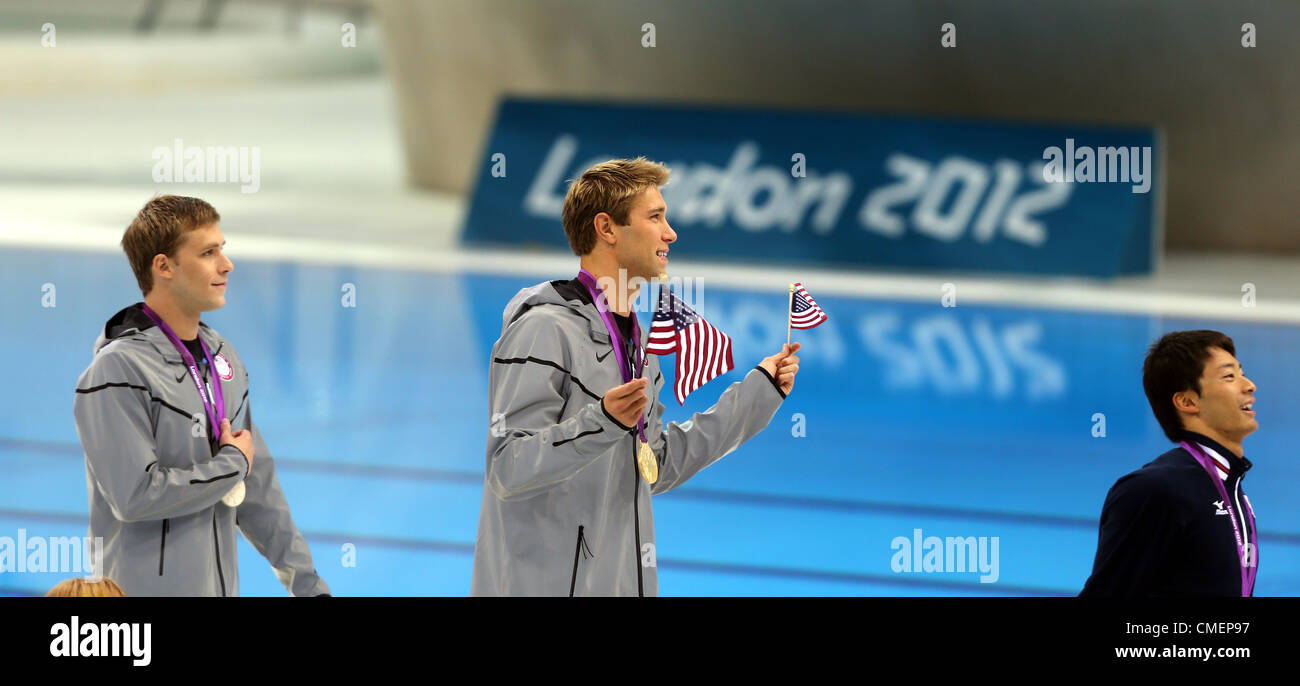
[569,525,593,597]
[158,518,169,576]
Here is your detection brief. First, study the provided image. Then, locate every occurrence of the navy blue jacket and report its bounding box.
[1080,431,1256,597]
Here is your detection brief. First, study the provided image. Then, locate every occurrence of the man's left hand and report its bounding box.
[759,342,801,395]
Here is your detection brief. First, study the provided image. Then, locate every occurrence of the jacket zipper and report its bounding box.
[158,519,169,575]
[213,511,227,596]
[569,525,589,597]
[631,435,644,597]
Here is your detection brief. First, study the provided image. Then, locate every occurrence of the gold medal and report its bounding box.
[637,439,658,484]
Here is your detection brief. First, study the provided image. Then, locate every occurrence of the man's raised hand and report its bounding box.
[759,342,801,395]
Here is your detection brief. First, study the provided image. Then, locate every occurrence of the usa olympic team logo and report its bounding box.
[213,354,234,381]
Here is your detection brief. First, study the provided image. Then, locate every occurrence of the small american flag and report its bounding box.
[789,282,828,329]
[647,285,734,405]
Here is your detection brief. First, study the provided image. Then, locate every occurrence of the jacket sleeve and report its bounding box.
[74,349,250,523]
[485,311,631,502]
[646,365,786,495]
[231,384,330,597]
[1079,471,1180,597]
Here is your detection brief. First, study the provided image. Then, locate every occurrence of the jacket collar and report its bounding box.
[1181,430,1252,475]
[98,302,220,365]
[549,278,648,350]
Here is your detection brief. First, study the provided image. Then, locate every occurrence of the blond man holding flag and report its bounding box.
[472,157,800,596]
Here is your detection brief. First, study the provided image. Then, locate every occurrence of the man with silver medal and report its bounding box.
[74,195,329,596]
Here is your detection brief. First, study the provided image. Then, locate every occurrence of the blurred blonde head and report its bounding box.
[46,578,126,597]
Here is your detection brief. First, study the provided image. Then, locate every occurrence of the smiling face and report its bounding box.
[609,186,676,281]
[153,223,233,314]
[1177,346,1258,445]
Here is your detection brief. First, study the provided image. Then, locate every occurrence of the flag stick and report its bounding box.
[786,283,794,347]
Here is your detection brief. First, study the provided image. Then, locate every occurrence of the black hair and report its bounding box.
[1142,330,1236,442]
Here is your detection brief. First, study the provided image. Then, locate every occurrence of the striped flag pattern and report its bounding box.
[790,282,828,329]
[647,285,734,404]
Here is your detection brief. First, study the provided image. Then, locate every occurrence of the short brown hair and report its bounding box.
[561,157,670,256]
[1142,330,1237,442]
[122,195,220,295]
[46,578,127,597]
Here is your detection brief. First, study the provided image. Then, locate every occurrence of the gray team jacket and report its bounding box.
[471,279,786,596]
[73,304,329,597]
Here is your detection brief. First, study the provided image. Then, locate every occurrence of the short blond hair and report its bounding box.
[561,157,670,256]
[122,195,221,296]
[46,578,127,597]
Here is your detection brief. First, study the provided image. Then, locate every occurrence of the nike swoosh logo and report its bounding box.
[596,348,613,363]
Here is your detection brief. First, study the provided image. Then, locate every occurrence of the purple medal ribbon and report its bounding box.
[575,269,648,444]
[141,305,226,447]
[1180,440,1258,597]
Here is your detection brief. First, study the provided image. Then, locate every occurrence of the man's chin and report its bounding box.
[640,265,667,282]
[622,269,654,284]
[1225,421,1260,443]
